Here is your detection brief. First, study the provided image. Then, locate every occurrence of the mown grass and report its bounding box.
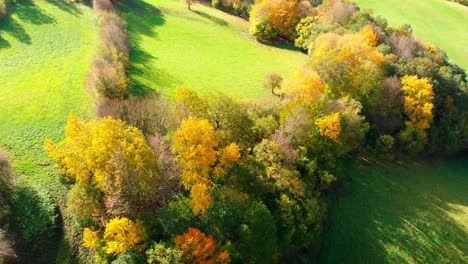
[318,156,468,263]
[121,0,306,99]
[0,0,96,260]
[353,0,468,70]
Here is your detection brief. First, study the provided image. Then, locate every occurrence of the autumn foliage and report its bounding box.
[400,75,434,152]
[315,112,342,143]
[103,217,145,255]
[174,227,230,264]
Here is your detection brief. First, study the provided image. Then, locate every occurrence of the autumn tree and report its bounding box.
[281,68,326,103]
[315,112,342,144]
[400,75,434,153]
[172,117,241,215]
[250,0,300,39]
[46,115,165,220]
[309,25,385,98]
[174,227,230,264]
[186,0,196,10]
[103,217,145,256]
[83,228,101,249]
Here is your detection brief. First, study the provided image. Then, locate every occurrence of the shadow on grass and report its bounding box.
[0,18,32,45]
[318,157,468,263]
[120,0,181,96]
[14,0,56,25]
[11,186,62,263]
[193,10,228,26]
[46,0,83,17]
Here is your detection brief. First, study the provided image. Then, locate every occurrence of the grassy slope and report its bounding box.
[121,0,306,99]
[318,157,468,263]
[353,0,468,70]
[0,0,96,260]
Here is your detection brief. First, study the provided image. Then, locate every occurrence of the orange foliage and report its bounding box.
[269,0,301,37]
[174,227,230,264]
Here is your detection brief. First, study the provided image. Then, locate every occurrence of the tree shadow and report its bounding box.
[0,18,32,45]
[45,0,83,17]
[119,0,182,96]
[192,10,228,26]
[10,186,61,263]
[318,156,468,263]
[14,0,56,25]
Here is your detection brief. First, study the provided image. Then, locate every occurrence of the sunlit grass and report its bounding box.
[353,0,468,70]
[121,0,306,98]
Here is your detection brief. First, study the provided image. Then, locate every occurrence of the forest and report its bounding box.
[0,0,467,263]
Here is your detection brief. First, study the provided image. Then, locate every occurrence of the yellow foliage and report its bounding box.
[104,217,145,256]
[401,75,434,131]
[83,228,101,249]
[315,112,342,143]
[358,25,378,47]
[269,0,300,37]
[190,183,213,215]
[45,115,158,193]
[250,0,300,37]
[172,116,218,189]
[282,68,326,102]
[215,143,241,175]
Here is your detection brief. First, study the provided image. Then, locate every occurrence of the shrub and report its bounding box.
[264,72,283,96]
[86,58,128,99]
[0,0,11,21]
[93,0,114,13]
[104,217,145,256]
[250,19,278,39]
[146,243,183,264]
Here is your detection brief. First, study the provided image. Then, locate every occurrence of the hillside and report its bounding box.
[120,0,306,98]
[0,0,96,260]
[353,0,468,70]
[319,156,468,263]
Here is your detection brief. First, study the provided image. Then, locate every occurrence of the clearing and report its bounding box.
[120,0,306,98]
[318,156,468,263]
[353,0,468,70]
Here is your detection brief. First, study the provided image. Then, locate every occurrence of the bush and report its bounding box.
[146,243,183,264]
[86,58,128,99]
[0,0,11,21]
[250,20,278,40]
[93,0,114,13]
[212,0,253,18]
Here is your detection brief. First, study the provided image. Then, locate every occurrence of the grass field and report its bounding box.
[0,0,96,260]
[318,156,468,263]
[120,0,306,98]
[353,0,468,70]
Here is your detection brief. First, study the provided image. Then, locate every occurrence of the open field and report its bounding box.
[0,0,96,259]
[121,0,306,98]
[318,156,468,263]
[353,0,468,70]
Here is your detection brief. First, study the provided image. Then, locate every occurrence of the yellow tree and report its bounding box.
[46,115,162,220]
[172,117,217,214]
[315,112,342,144]
[281,68,326,103]
[400,75,434,152]
[310,26,384,97]
[269,0,300,37]
[103,217,145,255]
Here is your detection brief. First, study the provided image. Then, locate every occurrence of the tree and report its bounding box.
[186,0,196,10]
[83,228,101,249]
[282,68,326,103]
[315,112,342,144]
[46,115,164,219]
[400,75,434,153]
[264,73,283,96]
[249,0,300,39]
[174,227,230,264]
[103,217,145,256]
[172,117,217,214]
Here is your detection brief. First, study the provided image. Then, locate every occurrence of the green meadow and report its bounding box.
[121,0,306,98]
[0,0,96,260]
[318,157,468,263]
[353,0,468,70]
